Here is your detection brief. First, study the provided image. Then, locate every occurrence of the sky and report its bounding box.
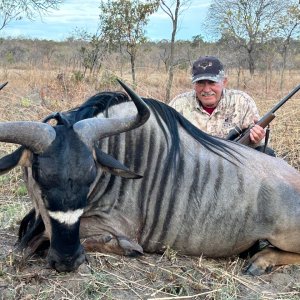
[0,0,212,41]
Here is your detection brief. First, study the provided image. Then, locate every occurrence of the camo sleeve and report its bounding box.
[238,92,260,130]
[228,90,263,147]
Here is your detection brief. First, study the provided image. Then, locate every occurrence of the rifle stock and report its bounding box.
[226,84,300,145]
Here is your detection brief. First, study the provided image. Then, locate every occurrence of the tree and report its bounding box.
[159,0,190,101]
[72,29,106,77]
[191,35,205,49]
[0,0,62,31]
[204,0,291,76]
[99,0,159,85]
[276,3,300,90]
[215,32,249,89]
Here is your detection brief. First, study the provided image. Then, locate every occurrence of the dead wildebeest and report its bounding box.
[0,80,300,275]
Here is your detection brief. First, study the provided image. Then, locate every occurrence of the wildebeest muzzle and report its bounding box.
[47,244,86,272]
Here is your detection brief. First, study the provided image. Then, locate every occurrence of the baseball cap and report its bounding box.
[192,56,225,83]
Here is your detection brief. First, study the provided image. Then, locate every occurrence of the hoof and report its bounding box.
[243,263,273,276]
[117,237,143,256]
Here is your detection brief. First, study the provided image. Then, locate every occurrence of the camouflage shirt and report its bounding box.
[169,89,262,146]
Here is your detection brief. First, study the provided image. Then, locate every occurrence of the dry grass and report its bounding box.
[0,66,300,299]
[1,216,300,300]
[1,232,300,299]
[0,66,299,193]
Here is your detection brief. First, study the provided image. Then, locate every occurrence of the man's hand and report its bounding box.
[250,118,265,144]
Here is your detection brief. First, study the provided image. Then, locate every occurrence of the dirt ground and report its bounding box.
[1,221,300,300]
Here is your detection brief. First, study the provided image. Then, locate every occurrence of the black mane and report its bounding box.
[43,91,237,161]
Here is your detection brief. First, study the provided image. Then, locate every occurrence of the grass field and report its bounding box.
[0,67,300,299]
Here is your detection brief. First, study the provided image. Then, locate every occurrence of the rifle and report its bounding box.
[226,84,300,145]
[0,82,8,91]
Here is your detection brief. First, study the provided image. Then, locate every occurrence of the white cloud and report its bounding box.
[0,0,211,41]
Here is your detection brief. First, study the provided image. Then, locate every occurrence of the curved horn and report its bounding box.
[0,121,56,153]
[73,79,150,147]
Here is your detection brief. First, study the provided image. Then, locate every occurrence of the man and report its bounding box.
[170,56,274,254]
[169,55,267,149]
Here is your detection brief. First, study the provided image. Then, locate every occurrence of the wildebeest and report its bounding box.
[0,80,300,275]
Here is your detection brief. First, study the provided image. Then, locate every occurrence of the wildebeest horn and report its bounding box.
[73,79,150,147]
[0,121,56,153]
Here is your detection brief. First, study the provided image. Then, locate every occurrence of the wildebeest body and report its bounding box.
[83,102,300,258]
[1,82,300,274]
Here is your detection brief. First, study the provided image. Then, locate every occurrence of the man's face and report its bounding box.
[194,78,227,108]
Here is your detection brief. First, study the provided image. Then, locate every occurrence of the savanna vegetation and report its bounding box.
[0,36,299,299]
[0,0,300,299]
[0,34,299,170]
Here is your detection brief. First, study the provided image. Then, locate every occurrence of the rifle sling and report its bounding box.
[263,125,271,153]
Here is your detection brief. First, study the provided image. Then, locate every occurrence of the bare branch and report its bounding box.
[0,0,62,30]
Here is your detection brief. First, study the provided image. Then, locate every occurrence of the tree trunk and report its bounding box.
[118,44,124,77]
[166,66,174,102]
[130,53,136,86]
[164,0,180,102]
[237,66,241,89]
[248,50,255,76]
[280,48,287,92]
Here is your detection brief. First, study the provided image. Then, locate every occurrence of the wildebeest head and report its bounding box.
[0,80,150,272]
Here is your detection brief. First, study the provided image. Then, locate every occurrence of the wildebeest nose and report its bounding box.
[47,246,86,272]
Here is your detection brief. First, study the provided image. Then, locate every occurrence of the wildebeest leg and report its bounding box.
[239,240,271,259]
[245,247,300,276]
[82,235,143,256]
[16,209,49,258]
[80,217,143,256]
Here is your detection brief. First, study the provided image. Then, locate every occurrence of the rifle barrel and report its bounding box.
[271,84,300,114]
[0,82,8,91]
[226,83,300,145]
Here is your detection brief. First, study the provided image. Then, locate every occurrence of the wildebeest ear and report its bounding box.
[0,146,32,175]
[94,148,142,179]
